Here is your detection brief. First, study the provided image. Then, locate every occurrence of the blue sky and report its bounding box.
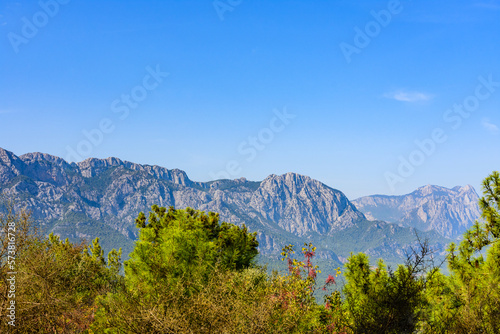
[0,0,499,199]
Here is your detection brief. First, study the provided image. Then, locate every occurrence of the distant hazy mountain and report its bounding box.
[352,185,480,238]
[0,148,452,267]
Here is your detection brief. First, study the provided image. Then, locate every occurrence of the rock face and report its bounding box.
[249,173,365,235]
[1,148,473,265]
[0,148,365,256]
[352,185,480,238]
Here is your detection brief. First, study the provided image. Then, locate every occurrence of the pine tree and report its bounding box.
[424,171,500,333]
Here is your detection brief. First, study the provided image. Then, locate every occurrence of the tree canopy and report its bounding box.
[3,171,500,333]
[126,206,259,294]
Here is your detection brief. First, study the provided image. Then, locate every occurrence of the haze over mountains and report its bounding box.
[0,147,481,266]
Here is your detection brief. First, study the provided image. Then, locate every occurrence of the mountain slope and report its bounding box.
[249,173,365,235]
[0,148,366,258]
[0,148,461,268]
[352,185,480,238]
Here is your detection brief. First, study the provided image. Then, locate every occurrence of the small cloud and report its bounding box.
[482,118,499,134]
[383,90,433,103]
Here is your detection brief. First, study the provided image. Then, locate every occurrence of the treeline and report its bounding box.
[1,171,499,333]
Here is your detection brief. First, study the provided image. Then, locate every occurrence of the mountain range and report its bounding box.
[0,147,481,267]
[353,185,480,238]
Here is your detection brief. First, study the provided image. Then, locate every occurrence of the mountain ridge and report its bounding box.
[0,148,474,267]
[352,184,480,238]
[0,148,365,255]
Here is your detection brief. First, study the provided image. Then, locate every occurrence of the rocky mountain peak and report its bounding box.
[412,184,448,197]
[0,148,24,183]
[76,157,126,178]
[353,184,480,238]
[457,184,477,195]
[72,156,193,186]
[0,147,16,163]
[0,148,472,263]
[261,172,310,188]
[20,152,69,165]
[251,172,365,235]
[0,148,22,167]
[453,184,474,192]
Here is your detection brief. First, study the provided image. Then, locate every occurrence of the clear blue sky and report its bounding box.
[1,0,499,199]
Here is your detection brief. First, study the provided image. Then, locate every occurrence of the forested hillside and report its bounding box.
[0,171,499,333]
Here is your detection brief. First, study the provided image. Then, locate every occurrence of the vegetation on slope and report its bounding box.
[0,171,499,333]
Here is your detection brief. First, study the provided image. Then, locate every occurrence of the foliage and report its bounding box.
[92,206,262,332]
[127,206,258,294]
[0,199,122,333]
[268,242,345,333]
[4,171,500,333]
[338,171,500,334]
[0,199,36,333]
[92,207,346,333]
[93,265,280,333]
[342,239,438,334]
[421,171,500,333]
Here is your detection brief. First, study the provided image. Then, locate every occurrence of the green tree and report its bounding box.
[126,206,258,294]
[0,198,122,333]
[423,171,500,333]
[14,233,122,333]
[93,206,261,332]
[342,238,437,334]
[0,200,37,333]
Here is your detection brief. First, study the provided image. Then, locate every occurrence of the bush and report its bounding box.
[0,200,122,333]
[92,207,345,333]
[7,171,500,332]
[422,171,500,333]
[92,206,263,333]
